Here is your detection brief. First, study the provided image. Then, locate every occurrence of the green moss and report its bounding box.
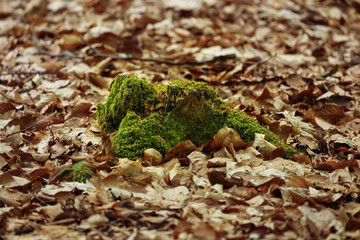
[225,109,297,158]
[73,167,93,183]
[96,75,157,133]
[112,112,165,160]
[98,75,296,160]
[159,80,226,151]
[164,98,225,150]
[164,80,222,111]
[167,80,219,100]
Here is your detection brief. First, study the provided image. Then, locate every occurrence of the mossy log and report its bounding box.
[97,75,296,160]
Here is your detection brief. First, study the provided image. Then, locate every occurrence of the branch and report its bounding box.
[30,31,237,65]
[244,54,278,74]
[254,53,277,66]
[93,52,236,65]
[0,92,25,105]
[6,123,55,142]
[35,49,237,66]
[0,71,58,76]
[36,50,85,59]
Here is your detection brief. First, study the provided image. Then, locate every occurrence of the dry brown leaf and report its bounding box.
[163,186,190,202]
[0,173,30,188]
[164,140,197,161]
[0,156,7,169]
[316,104,347,125]
[0,103,15,114]
[286,175,312,188]
[71,100,93,117]
[202,126,246,152]
[0,187,31,207]
[61,33,84,50]
[328,168,353,184]
[0,18,17,36]
[36,203,64,222]
[299,205,344,236]
[143,148,163,165]
[292,152,312,165]
[87,73,112,89]
[316,159,358,171]
[207,157,233,168]
[252,133,277,158]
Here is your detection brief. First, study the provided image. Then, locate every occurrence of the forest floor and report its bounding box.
[1,0,360,239]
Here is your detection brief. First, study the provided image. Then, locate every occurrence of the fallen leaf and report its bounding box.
[252,133,277,158]
[316,159,358,171]
[0,187,31,207]
[164,140,197,161]
[163,186,190,202]
[202,126,246,152]
[0,173,30,188]
[143,148,163,165]
[316,104,346,124]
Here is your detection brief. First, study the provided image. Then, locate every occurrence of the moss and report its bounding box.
[167,80,219,100]
[225,109,297,158]
[160,80,226,151]
[163,98,225,150]
[98,75,296,160]
[164,80,222,111]
[112,112,166,160]
[96,75,157,133]
[73,167,93,183]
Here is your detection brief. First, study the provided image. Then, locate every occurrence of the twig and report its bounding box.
[93,52,234,65]
[6,123,55,142]
[18,85,38,94]
[81,38,225,66]
[27,92,36,105]
[255,53,277,66]
[0,92,24,105]
[244,54,277,74]
[35,49,237,66]
[31,31,237,65]
[334,181,352,185]
[25,18,46,51]
[320,65,338,78]
[120,204,182,212]
[36,50,85,59]
[0,71,58,76]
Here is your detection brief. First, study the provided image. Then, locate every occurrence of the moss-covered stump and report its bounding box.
[96,75,157,133]
[73,167,93,183]
[112,112,166,160]
[97,75,296,160]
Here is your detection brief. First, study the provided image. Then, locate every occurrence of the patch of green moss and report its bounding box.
[164,80,222,111]
[225,109,297,158]
[98,75,296,160]
[73,167,93,183]
[96,75,157,133]
[112,112,166,160]
[167,80,219,99]
[156,80,225,151]
[163,97,225,150]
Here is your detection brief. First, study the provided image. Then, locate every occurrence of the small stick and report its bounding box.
[0,71,58,76]
[36,50,84,59]
[6,123,55,142]
[0,92,24,105]
[35,49,237,66]
[27,92,36,105]
[254,53,277,66]
[80,38,231,66]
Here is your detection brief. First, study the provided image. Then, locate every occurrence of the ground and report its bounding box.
[0,0,360,239]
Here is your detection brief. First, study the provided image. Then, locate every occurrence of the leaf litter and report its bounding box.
[1,0,360,239]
